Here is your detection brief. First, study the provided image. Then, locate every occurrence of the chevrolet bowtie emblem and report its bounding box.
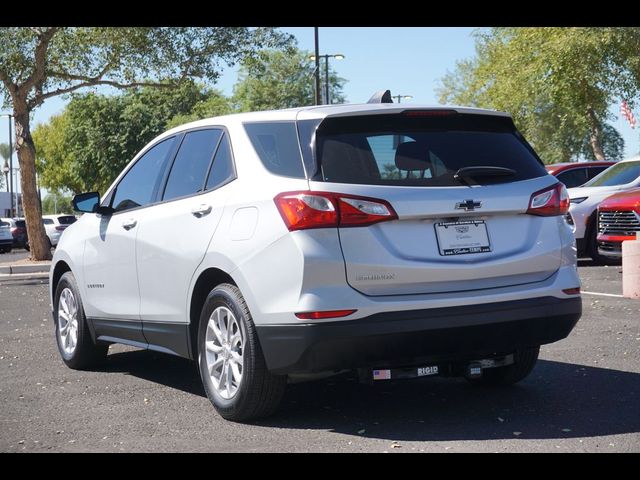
[455,200,482,211]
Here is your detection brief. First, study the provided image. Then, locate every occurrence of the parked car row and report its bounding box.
[546,157,640,264]
[0,214,77,253]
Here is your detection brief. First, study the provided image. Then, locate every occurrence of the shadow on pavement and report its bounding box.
[99,351,640,441]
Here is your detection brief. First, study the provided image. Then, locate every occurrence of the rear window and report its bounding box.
[0,221,8,227]
[311,113,547,186]
[244,122,306,178]
[57,216,77,225]
[15,220,25,228]
[585,161,640,187]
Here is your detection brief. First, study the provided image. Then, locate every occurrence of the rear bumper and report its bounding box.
[256,296,581,374]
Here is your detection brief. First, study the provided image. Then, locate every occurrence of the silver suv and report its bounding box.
[50,102,582,421]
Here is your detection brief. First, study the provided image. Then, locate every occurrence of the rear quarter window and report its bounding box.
[244,122,306,178]
[57,216,77,225]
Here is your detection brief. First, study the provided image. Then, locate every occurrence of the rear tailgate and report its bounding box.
[306,110,564,296]
[312,179,561,295]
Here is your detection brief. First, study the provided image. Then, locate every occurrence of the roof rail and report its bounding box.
[367,90,393,104]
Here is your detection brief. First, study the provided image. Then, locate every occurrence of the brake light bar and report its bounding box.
[526,183,570,217]
[402,109,457,117]
[274,191,398,231]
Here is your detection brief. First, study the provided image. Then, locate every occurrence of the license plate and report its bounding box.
[434,220,491,256]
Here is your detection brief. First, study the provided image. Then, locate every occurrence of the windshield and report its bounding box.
[584,161,640,187]
[310,113,547,186]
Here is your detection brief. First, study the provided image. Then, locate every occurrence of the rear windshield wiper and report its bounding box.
[453,166,516,186]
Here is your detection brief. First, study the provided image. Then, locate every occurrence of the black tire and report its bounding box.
[54,271,108,369]
[467,346,540,386]
[0,246,11,253]
[198,283,286,422]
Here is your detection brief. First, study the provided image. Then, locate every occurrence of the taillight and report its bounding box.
[526,183,570,217]
[295,309,357,320]
[274,191,397,231]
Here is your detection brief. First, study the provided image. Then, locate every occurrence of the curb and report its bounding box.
[0,264,51,275]
[0,271,50,284]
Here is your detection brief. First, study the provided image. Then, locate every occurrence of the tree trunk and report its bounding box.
[586,107,606,161]
[13,100,52,261]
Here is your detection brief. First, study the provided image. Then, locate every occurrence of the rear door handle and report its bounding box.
[191,204,212,218]
[122,219,137,230]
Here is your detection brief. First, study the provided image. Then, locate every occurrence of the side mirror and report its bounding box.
[72,192,113,215]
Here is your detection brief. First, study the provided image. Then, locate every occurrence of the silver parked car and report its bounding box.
[50,100,582,421]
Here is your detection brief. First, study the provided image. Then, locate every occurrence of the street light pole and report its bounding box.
[1,114,14,217]
[309,53,345,105]
[314,27,321,106]
[324,55,330,105]
[392,94,413,103]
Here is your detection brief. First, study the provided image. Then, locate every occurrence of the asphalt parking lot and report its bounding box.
[0,261,638,452]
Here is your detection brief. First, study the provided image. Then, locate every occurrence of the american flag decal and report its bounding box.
[621,100,637,129]
[372,369,391,380]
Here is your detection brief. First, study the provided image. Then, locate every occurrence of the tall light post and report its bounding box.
[313,28,321,106]
[0,113,14,216]
[309,53,345,105]
[392,94,413,103]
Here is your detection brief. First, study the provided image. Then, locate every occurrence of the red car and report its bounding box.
[546,161,616,188]
[597,188,640,259]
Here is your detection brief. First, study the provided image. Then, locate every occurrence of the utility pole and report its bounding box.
[314,27,321,106]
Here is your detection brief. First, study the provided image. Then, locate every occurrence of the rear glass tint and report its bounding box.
[313,113,547,186]
[244,122,306,178]
[57,216,77,225]
[15,220,25,228]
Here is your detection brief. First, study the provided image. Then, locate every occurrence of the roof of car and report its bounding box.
[162,103,512,138]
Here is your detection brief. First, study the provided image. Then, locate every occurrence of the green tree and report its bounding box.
[232,49,346,112]
[41,192,73,215]
[438,27,640,164]
[166,89,234,129]
[33,81,221,194]
[0,27,288,260]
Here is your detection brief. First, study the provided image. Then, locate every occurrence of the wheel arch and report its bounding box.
[188,267,237,360]
[51,260,72,302]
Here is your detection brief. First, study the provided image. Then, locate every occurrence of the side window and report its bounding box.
[587,166,608,180]
[556,168,588,188]
[244,122,306,178]
[205,134,235,190]
[112,138,175,212]
[43,219,54,225]
[163,129,223,201]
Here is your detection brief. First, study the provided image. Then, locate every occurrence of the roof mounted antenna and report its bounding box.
[367,90,393,104]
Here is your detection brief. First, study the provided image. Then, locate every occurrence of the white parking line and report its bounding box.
[581,291,625,298]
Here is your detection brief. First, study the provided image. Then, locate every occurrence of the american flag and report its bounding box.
[621,100,637,129]
[372,369,391,380]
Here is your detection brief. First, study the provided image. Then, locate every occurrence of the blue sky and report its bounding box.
[10,27,640,161]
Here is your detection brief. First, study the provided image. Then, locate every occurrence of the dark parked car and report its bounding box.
[0,218,28,249]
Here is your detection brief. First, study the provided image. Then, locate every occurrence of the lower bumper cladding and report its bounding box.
[256,296,582,375]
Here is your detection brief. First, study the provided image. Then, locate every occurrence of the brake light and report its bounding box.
[274,191,397,231]
[526,183,570,216]
[402,109,457,117]
[295,309,357,320]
